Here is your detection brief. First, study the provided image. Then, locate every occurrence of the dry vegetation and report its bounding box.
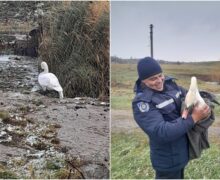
[39,1,109,100]
[111,62,220,92]
[111,62,220,113]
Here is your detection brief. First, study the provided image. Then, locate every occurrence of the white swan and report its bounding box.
[185,76,206,109]
[38,61,63,99]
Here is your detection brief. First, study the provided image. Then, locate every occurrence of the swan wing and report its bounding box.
[38,73,50,87]
[47,73,63,91]
[196,91,206,108]
[200,90,220,105]
[38,73,63,92]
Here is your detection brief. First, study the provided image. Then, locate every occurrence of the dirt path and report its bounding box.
[111,109,139,133]
[111,109,220,143]
[0,56,109,178]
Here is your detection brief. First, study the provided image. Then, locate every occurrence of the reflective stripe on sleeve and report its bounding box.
[156,98,174,109]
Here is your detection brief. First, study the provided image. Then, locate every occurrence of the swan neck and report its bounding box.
[189,78,198,92]
[43,68,49,73]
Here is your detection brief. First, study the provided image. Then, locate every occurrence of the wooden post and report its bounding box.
[150,24,153,58]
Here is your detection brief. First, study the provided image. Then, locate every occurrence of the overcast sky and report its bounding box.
[111,1,220,62]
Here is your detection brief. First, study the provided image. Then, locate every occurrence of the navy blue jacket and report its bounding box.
[132,76,195,172]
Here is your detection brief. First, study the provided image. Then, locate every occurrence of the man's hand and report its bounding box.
[191,104,211,123]
[181,108,189,119]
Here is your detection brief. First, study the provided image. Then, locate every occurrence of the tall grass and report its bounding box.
[39,1,109,99]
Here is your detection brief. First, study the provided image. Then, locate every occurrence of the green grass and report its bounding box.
[0,167,17,179]
[214,96,220,116]
[185,145,220,179]
[111,131,220,179]
[111,131,154,179]
[111,94,133,110]
[0,172,17,179]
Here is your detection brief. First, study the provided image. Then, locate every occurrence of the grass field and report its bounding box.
[111,62,220,114]
[111,61,220,179]
[111,131,220,179]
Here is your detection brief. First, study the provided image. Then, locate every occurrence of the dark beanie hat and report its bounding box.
[137,57,162,80]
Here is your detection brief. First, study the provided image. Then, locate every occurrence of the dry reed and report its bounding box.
[39,1,109,100]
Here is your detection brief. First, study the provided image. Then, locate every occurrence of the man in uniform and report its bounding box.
[132,57,210,179]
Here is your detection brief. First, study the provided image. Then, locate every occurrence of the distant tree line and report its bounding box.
[111,56,138,64]
[111,56,186,64]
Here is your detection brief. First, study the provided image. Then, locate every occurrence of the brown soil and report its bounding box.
[111,109,220,144]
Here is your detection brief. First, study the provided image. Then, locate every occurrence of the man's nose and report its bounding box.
[156,77,163,83]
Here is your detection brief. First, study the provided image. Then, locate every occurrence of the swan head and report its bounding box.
[40,61,49,73]
[41,61,48,70]
[185,76,198,108]
[185,76,206,109]
[190,76,198,91]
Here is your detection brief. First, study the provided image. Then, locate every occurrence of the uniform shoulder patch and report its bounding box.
[137,102,149,112]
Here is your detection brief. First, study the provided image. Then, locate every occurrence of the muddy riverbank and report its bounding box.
[0,56,109,178]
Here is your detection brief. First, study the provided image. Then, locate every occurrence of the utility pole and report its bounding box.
[150,24,153,58]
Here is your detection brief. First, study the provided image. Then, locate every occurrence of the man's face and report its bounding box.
[142,73,165,91]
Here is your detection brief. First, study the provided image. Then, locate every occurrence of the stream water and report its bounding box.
[0,55,10,61]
